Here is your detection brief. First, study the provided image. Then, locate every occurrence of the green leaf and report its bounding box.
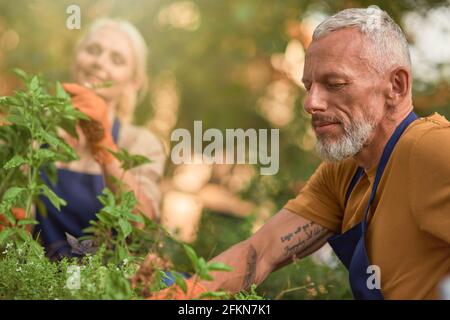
[118,219,132,238]
[0,229,14,245]
[12,68,28,81]
[37,131,76,160]
[125,212,144,224]
[38,130,60,146]
[102,206,120,217]
[2,96,22,107]
[207,262,233,272]
[0,209,15,226]
[82,226,96,234]
[39,184,66,210]
[33,149,58,163]
[16,228,32,242]
[42,163,58,186]
[2,186,25,203]
[4,155,26,169]
[183,244,199,268]
[116,245,129,262]
[102,271,132,300]
[59,118,78,138]
[197,258,212,280]
[98,188,116,207]
[7,114,28,127]
[17,219,39,226]
[109,148,151,171]
[120,191,137,210]
[97,212,114,225]
[172,271,188,293]
[198,291,230,299]
[55,81,69,99]
[29,76,39,92]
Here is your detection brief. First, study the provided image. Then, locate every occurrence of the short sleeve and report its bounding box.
[410,126,450,244]
[118,125,167,218]
[283,162,344,233]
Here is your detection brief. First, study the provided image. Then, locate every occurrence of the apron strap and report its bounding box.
[361,111,418,234]
[112,118,120,143]
[344,167,364,209]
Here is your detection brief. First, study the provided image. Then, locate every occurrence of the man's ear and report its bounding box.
[385,66,411,106]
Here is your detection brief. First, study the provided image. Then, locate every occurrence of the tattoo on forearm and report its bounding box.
[280,221,327,257]
[242,245,257,289]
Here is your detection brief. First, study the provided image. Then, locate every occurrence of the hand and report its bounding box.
[62,83,118,165]
[147,278,208,300]
[0,208,26,231]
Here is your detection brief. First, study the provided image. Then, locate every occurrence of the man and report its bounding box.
[153,6,450,300]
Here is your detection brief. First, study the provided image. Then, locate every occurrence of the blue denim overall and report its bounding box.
[327,111,418,300]
[35,119,121,259]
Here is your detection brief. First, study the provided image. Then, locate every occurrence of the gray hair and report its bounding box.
[312,6,411,73]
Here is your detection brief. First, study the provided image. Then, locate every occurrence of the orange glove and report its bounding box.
[148,279,208,300]
[0,208,27,232]
[62,83,118,165]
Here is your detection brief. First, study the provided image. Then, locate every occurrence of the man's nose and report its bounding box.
[304,84,327,115]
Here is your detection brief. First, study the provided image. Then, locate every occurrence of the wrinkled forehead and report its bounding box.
[304,28,376,79]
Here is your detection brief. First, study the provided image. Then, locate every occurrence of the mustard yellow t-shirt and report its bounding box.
[284,113,450,299]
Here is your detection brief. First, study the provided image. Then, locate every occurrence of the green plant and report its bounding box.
[0,69,86,243]
[0,238,141,300]
[0,70,237,300]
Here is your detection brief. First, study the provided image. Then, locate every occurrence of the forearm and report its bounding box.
[271,217,332,271]
[101,159,158,222]
[199,240,273,294]
[198,209,333,294]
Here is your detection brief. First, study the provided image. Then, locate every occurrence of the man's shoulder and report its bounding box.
[398,112,450,154]
[413,113,449,148]
[408,112,449,143]
[405,112,450,169]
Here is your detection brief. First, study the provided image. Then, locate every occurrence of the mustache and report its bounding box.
[312,114,343,127]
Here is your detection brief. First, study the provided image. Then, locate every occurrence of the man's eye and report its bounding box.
[303,83,311,92]
[327,83,347,90]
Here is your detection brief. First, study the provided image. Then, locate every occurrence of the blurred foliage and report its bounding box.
[0,0,449,299]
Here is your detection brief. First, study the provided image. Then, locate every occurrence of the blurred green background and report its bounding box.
[0,0,449,299]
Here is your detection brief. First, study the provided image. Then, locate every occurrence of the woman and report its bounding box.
[34,19,166,259]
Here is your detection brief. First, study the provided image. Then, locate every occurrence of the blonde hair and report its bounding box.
[75,18,149,124]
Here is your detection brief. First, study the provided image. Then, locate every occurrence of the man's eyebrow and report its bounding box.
[302,72,351,83]
[321,71,351,79]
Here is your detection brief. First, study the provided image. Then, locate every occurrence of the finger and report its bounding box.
[62,83,92,97]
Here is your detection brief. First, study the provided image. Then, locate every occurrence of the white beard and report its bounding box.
[315,117,376,162]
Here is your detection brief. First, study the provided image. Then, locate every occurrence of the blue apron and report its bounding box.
[328,111,418,300]
[35,119,121,259]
